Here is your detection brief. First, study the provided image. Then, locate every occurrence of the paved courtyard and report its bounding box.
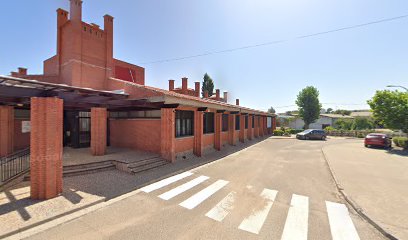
[11,137,405,240]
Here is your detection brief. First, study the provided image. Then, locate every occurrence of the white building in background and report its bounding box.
[287,114,355,130]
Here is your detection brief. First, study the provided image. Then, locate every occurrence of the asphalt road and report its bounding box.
[27,138,386,240]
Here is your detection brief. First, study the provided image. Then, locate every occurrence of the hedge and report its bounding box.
[273,130,284,136]
[393,137,408,149]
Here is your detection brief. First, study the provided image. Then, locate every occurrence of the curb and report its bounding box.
[320,148,399,240]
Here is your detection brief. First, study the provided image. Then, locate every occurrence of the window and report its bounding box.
[222,114,229,132]
[235,115,240,130]
[203,112,215,134]
[245,115,249,129]
[175,111,194,138]
[252,115,255,128]
[267,117,272,128]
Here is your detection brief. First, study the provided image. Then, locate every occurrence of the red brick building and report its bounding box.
[0,0,275,199]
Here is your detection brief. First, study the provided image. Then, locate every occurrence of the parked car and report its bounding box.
[364,133,392,149]
[296,129,327,140]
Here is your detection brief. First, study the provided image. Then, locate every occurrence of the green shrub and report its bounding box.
[324,126,336,131]
[357,132,365,138]
[289,129,303,134]
[393,137,408,149]
[273,130,284,136]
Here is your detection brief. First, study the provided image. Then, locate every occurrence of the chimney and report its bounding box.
[182,77,188,91]
[204,91,209,98]
[236,99,240,106]
[69,0,83,22]
[215,89,220,101]
[223,92,228,103]
[169,79,175,91]
[18,67,27,75]
[195,82,200,97]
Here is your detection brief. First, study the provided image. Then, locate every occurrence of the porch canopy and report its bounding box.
[0,75,168,110]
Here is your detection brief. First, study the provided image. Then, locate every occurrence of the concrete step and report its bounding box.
[127,157,165,168]
[24,161,116,181]
[63,160,114,171]
[130,159,169,174]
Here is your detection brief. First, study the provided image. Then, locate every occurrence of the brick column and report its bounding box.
[91,108,107,156]
[30,97,63,200]
[248,115,253,140]
[228,114,236,145]
[0,106,14,157]
[272,117,277,131]
[260,116,264,137]
[254,116,259,138]
[194,111,204,157]
[239,114,245,143]
[214,112,222,151]
[161,108,175,162]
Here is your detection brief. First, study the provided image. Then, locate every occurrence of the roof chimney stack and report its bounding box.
[69,0,83,22]
[204,91,209,98]
[18,67,27,76]
[182,77,188,91]
[169,79,175,91]
[215,89,220,101]
[236,99,240,106]
[223,92,228,103]
[195,82,200,97]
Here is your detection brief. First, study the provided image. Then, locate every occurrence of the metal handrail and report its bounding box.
[0,148,30,183]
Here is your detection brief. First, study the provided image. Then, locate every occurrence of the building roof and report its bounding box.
[320,114,354,119]
[350,111,372,117]
[110,78,274,116]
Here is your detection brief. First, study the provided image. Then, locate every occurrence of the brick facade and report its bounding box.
[239,115,245,143]
[30,97,63,200]
[161,108,176,162]
[0,106,14,157]
[193,111,204,157]
[91,107,107,156]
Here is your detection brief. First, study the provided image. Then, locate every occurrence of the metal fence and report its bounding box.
[0,148,30,184]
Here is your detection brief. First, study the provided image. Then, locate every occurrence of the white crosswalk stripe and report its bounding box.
[179,180,229,210]
[205,191,236,222]
[140,172,193,193]
[238,188,278,234]
[326,201,360,240]
[158,176,209,200]
[281,194,309,240]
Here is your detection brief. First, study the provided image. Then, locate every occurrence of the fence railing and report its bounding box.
[0,148,30,185]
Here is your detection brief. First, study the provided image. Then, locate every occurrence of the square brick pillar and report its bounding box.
[194,111,204,157]
[259,116,264,137]
[248,115,253,140]
[0,106,14,157]
[91,108,107,156]
[228,114,236,145]
[161,108,175,162]
[254,116,258,138]
[214,113,222,151]
[30,97,63,200]
[272,117,277,131]
[239,115,245,143]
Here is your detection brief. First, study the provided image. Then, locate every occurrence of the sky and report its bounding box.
[0,0,407,113]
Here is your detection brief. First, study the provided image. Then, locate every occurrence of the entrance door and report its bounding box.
[64,111,91,148]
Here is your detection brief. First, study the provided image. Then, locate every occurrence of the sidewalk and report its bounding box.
[0,137,268,239]
[322,141,408,240]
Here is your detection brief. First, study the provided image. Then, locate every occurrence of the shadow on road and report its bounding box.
[386,148,408,157]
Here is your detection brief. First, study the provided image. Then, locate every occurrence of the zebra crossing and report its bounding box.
[140,171,361,240]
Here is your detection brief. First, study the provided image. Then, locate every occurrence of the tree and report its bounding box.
[351,117,374,130]
[296,86,322,129]
[268,107,276,114]
[334,119,353,130]
[367,90,408,133]
[201,73,214,97]
[326,108,333,114]
[333,109,352,115]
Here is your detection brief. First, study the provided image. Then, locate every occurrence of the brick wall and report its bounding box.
[176,137,194,153]
[14,119,30,151]
[110,119,161,153]
[203,133,215,147]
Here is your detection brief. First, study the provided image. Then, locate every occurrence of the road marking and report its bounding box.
[326,201,360,240]
[205,191,236,222]
[281,194,309,240]
[179,180,229,210]
[140,172,193,193]
[238,188,278,234]
[158,176,210,200]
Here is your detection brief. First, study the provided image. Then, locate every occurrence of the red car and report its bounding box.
[364,133,392,149]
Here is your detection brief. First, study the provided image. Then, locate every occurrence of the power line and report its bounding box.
[139,14,408,65]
